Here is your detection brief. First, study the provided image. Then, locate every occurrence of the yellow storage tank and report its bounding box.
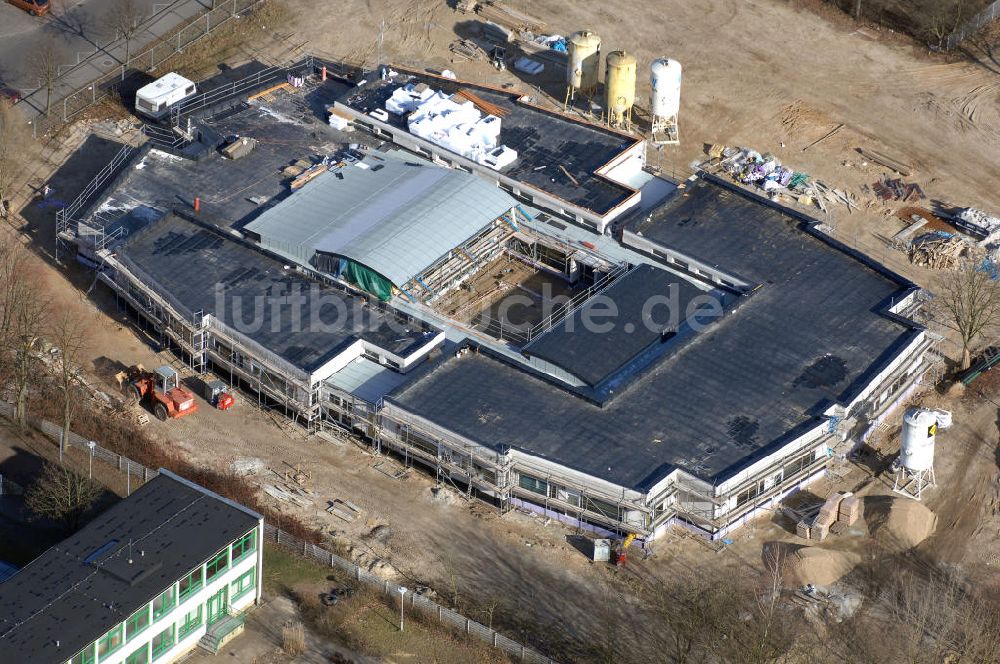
[605,51,637,128]
[567,31,602,95]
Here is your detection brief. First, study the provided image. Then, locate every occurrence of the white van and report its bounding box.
[135,72,197,120]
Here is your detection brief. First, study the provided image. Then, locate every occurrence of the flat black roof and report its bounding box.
[522,264,728,390]
[0,471,259,663]
[341,71,638,216]
[84,80,357,236]
[389,178,920,489]
[117,213,437,372]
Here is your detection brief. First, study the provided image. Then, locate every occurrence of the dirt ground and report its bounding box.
[5,0,1000,660]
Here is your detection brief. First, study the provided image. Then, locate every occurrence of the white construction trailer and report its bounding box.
[135,72,197,120]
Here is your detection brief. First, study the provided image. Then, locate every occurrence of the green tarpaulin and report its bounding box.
[343,260,393,301]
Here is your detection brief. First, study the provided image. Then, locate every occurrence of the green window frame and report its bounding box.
[126,604,150,641]
[97,623,124,659]
[205,548,229,583]
[178,567,203,603]
[177,605,203,640]
[71,644,95,664]
[230,568,255,601]
[124,643,149,664]
[230,529,256,564]
[151,586,176,621]
[150,625,175,661]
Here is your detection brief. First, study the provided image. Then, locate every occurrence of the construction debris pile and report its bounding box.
[712,145,858,213]
[872,175,925,202]
[908,231,971,269]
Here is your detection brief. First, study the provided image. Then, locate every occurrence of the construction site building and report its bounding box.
[52,61,936,542]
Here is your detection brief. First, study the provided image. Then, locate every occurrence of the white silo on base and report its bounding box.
[892,407,946,500]
[650,58,681,145]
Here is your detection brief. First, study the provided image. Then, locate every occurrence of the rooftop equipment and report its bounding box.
[650,58,681,145]
[605,51,637,130]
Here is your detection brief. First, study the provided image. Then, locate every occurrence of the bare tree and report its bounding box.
[108,0,145,77]
[25,461,102,530]
[33,37,61,119]
[0,236,49,427]
[935,260,1000,370]
[922,0,968,49]
[0,100,28,221]
[50,311,89,449]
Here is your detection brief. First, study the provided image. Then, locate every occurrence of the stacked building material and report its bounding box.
[810,521,830,542]
[796,519,812,540]
[838,495,861,526]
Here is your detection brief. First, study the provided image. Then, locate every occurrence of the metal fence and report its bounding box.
[264,525,559,664]
[946,0,1000,49]
[33,0,264,136]
[0,401,558,663]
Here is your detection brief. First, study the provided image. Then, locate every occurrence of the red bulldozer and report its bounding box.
[117,364,198,421]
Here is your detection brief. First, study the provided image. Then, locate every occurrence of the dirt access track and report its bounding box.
[9,0,1000,662]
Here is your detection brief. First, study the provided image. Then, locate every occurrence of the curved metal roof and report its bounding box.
[245,152,519,287]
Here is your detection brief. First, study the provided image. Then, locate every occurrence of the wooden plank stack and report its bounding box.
[476,0,546,32]
[796,520,812,540]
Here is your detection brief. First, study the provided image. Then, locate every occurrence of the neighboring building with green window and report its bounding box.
[0,470,263,664]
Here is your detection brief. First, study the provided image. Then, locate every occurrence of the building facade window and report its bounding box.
[205,548,229,583]
[124,643,149,664]
[126,604,150,641]
[150,625,175,661]
[584,496,621,521]
[518,473,548,496]
[230,530,256,565]
[97,623,124,659]
[177,606,203,640]
[230,568,255,602]
[736,480,767,507]
[152,586,176,621]
[178,567,203,603]
[71,644,95,664]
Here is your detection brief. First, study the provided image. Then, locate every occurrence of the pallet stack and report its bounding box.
[796,520,812,540]
[838,495,861,526]
[810,494,844,542]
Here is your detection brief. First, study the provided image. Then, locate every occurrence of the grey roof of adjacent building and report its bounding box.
[117,213,439,373]
[0,471,260,664]
[388,177,921,490]
[522,264,727,389]
[340,71,639,216]
[325,356,417,405]
[243,152,519,287]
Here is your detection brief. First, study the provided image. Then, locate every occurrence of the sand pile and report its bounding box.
[781,547,861,587]
[865,497,937,551]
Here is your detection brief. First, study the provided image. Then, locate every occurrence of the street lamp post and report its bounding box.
[397,586,407,632]
[87,441,96,478]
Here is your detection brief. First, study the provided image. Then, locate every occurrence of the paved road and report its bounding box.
[0,0,216,119]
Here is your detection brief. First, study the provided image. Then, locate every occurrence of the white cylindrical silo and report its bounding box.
[900,408,937,472]
[650,58,682,119]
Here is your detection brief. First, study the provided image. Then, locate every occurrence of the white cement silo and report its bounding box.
[650,58,681,144]
[893,407,946,500]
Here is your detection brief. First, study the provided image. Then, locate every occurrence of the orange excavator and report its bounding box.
[117,364,198,421]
